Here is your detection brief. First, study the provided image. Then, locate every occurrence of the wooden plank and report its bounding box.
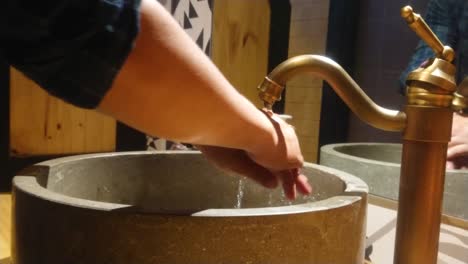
[211,0,271,107]
[0,194,11,260]
[9,68,116,156]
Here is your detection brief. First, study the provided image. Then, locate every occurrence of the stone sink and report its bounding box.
[12,151,368,264]
[320,143,468,220]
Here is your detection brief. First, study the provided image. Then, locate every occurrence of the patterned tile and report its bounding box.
[147,0,213,150]
[160,0,212,51]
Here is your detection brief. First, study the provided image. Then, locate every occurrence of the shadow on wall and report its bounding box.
[347,0,429,143]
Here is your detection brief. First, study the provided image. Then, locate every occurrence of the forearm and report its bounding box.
[98,0,275,152]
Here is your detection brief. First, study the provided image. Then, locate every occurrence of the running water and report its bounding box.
[236,177,316,208]
[267,192,274,206]
[267,188,292,206]
[279,191,293,206]
[235,177,246,209]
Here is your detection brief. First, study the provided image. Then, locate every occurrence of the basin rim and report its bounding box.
[321,142,468,175]
[321,142,403,167]
[13,151,368,217]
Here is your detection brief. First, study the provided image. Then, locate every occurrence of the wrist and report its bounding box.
[244,108,279,156]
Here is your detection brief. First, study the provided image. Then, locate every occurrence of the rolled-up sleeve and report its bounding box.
[0,0,141,109]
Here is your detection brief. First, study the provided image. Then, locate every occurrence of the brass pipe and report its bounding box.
[394,105,453,264]
[258,55,406,132]
[393,7,457,264]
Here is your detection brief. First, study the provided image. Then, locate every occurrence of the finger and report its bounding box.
[448,136,464,147]
[447,144,468,159]
[277,170,297,200]
[446,160,455,170]
[222,155,279,189]
[282,170,304,200]
[198,146,278,188]
[235,160,279,189]
[296,174,312,195]
[289,168,312,195]
[446,156,468,170]
[448,140,457,147]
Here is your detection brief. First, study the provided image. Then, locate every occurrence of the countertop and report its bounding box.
[367,196,468,264]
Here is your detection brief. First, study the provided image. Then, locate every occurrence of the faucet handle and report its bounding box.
[401,6,455,62]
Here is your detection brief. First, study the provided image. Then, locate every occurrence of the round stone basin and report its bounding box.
[320,143,468,220]
[12,151,368,264]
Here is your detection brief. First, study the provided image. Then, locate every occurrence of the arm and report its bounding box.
[98,0,310,196]
[99,0,273,153]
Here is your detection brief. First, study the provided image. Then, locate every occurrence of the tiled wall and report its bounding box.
[286,0,330,162]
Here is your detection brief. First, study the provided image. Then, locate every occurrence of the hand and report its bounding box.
[447,113,468,169]
[197,145,312,200]
[246,109,305,171]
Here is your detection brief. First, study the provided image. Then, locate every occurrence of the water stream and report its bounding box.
[235,177,295,208]
[234,177,246,209]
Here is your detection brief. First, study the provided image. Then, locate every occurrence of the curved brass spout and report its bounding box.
[258,55,406,132]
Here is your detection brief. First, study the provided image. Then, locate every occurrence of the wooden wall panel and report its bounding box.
[0,194,11,259]
[211,0,271,107]
[9,68,116,156]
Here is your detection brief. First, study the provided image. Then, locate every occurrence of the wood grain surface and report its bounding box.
[211,0,271,108]
[9,68,116,156]
[0,194,11,261]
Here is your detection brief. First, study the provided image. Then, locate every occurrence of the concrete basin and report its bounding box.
[12,151,368,264]
[320,143,468,220]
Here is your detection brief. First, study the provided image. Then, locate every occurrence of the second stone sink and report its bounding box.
[12,151,368,264]
[320,143,468,220]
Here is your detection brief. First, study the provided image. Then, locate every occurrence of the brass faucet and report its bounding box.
[257,6,463,264]
[257,55,407,132]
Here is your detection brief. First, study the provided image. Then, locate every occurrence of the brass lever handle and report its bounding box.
[401,6,454,62]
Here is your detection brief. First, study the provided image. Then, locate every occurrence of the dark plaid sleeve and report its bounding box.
[0,0,141,109]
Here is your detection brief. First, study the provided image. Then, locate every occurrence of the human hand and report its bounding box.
[247,109,312,199]
[246,109,304,171]
[447,113,468,170]
[197,145,312,200]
